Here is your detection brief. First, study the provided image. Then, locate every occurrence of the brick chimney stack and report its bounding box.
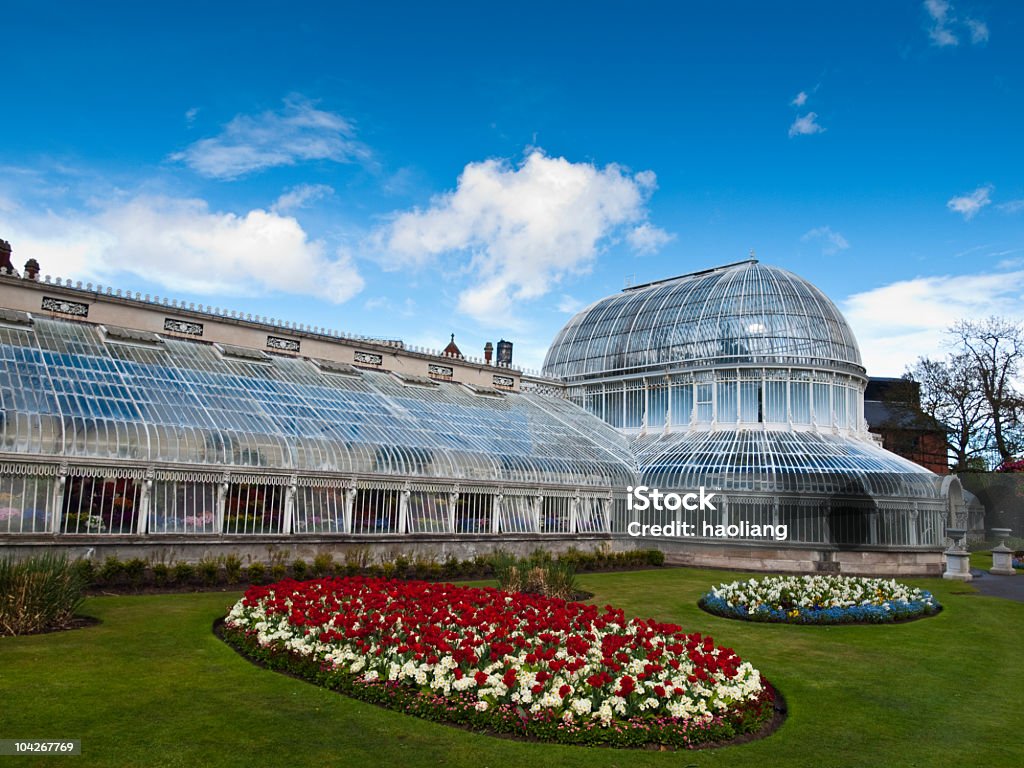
[23,258,40,281]
[0,239,13,274]
[484,341,493,364]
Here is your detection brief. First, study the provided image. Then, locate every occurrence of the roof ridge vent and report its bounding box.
[622,258,758,292]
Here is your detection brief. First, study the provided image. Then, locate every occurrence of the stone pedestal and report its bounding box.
[990,528,1016,576]
[943,527,972,581]
[943,548,973,581]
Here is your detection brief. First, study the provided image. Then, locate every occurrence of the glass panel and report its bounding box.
[670,381,693,427]
[540,495,571,533]
[696,383,713,423]
[61,476,141,535]
[293,486,347,533]
[813,383,831,426]
[351,487,401,534]
[739,381,761,423]
[646,381,668,428]
[497,495,537,533]
[765,380,787,422]
[791,381,811,423]
[150,481,218,534]
[223,483,284,535]
[454,492,492,533]
[717,381,737,423]
[0,474,52,533]
[406,491,452,533]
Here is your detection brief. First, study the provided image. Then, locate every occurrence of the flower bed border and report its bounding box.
[216,619,780,749]
[698,575,942,626]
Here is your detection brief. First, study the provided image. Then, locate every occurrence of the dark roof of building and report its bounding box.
[864,400,945,432]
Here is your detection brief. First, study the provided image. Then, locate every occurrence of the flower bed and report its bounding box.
[221,576,776,748]
[699,574,941,624]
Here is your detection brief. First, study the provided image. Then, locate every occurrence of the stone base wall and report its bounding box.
[0,534,943,577]
[643,538,943,577]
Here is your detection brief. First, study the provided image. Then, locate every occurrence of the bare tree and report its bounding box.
[905,354,990,470]
[949,317,1024,463]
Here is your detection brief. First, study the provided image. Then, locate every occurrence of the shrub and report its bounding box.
[311,553,334,578]
[246,562,266,585]
[493,552,578,600]
[270,563,287,582]
[197,558,221,586]
[442,555,460,579]
[97,556,124,586]
[646,549,666,566]
[0,554,87,635]
[172,562,196,586]
[223,555,243,584]
[71,558,95,586]
[291,559,308,580]
[152,562,170,586]
[123,558,148,587]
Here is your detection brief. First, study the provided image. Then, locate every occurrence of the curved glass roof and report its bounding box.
[632,429,939,499]
[0,318,635,487]
[542,260,864,381]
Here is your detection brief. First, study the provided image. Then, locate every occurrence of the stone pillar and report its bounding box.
[990,527,1016,576]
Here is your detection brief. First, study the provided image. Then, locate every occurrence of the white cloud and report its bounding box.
[967,18,989,43]
[801,226,850,255]
[170,95,371,180]
[185,107,199,125]
[791,91,808,107]
[373,149,661,327]
[843,268,1024,376]
[947,185,992,219]
[923,1,988,47]
[0,195,363,303]
[272,183,334,212]
[997,199,1024,214]
[557,295,584,314]
[788,112,825,138]
[627,222,675,255]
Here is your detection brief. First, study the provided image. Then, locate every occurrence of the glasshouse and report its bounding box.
[0,257,962,574]
[543,259,954,554]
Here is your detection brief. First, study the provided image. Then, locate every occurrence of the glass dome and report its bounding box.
[542,260,864,382]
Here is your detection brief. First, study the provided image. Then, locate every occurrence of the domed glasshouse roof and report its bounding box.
[542,259,864,381]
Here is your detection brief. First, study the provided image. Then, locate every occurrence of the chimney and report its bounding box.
[483,341,493,364]
[0,240,13,274]
[23,258,40,281]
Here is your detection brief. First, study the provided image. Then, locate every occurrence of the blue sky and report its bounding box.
[1,1,1022,374]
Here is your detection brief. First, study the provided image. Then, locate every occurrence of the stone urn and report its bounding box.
[990,527,1016,576]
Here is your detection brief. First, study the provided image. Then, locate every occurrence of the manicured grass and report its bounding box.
[2,568,1021,768]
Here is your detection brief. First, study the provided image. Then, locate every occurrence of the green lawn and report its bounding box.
[2,568,1021,768]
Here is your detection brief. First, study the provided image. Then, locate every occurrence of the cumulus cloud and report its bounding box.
[924,0,988,47]
[947,185,992,219]
[272,183,334,212]
[627,222,675,255]
[373,149,663,326]
[791,91,808,107]
[801,226,850,255]
[0,195,363,303]
[170,95,372,180]
[843,268,1024,376]
[557,295,584,314]
[788,112,825,138]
